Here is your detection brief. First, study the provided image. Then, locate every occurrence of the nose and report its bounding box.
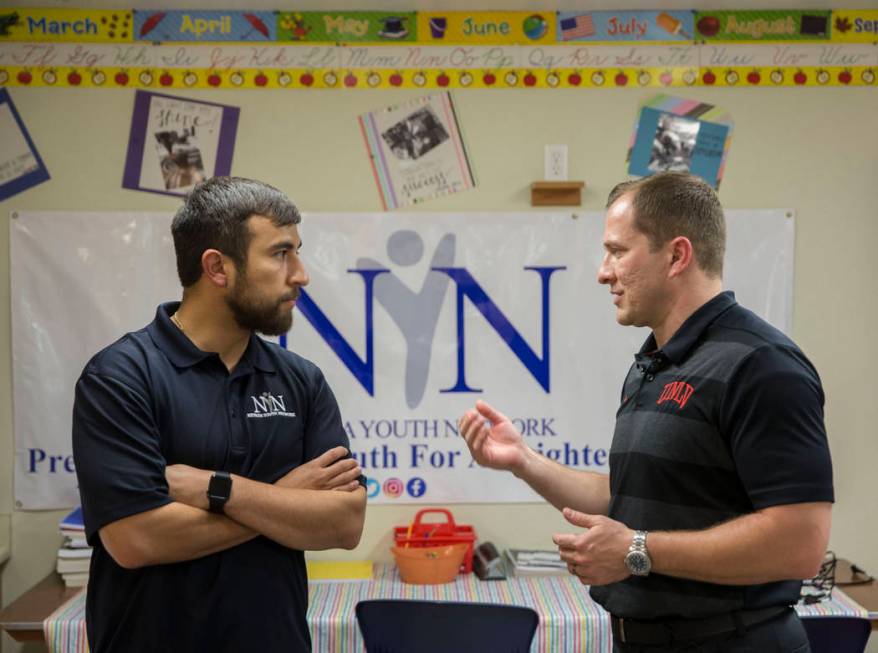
[288,256,310,287]
[597,252,613,286]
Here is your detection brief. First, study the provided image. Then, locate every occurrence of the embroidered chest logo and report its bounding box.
[247,392,297,419]
[656,381,695,409]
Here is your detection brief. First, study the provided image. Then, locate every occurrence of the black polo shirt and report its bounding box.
[72,302,353,652]
[590,291,834,619]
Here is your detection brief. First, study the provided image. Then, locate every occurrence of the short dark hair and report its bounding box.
[171,176,301,287]
[606,172,726,278]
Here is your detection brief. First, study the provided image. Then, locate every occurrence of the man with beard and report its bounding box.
[72,177,366,652]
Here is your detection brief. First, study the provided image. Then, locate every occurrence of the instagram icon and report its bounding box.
[383,478,404,498]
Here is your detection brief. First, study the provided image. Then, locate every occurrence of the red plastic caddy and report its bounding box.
[393,508,477,573]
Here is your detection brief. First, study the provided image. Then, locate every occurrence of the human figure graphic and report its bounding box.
[357,230,455,408]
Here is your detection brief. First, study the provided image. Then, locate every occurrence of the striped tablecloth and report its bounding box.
[310,564,611,652]
[44,588,88,653]
[796,588,870,618]
[43,567,870,653]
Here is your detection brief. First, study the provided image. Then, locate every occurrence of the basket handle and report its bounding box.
[412,508,456,528]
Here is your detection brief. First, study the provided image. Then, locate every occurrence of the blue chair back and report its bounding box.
[355,599,539,653]
[801,616,871,653]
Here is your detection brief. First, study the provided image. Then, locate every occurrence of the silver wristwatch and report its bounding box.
[624,530,651,576]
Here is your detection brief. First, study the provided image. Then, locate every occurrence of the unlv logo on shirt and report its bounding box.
[247,392,297,419]
[656,381,695,409]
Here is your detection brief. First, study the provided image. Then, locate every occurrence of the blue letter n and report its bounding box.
[284,268,389,396]
[432,266,565,394]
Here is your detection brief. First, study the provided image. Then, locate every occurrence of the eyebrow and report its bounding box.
[269,239,302,253]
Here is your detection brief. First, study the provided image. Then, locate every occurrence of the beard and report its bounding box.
[226,273,297,336]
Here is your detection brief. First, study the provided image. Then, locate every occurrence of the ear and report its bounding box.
[201,249,231,288]
[667,237,694,278]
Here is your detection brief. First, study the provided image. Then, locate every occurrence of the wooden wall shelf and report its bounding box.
[530,181,585,206]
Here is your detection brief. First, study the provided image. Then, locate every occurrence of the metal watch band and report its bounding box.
[625,530,651,576]
[631,530,648,552]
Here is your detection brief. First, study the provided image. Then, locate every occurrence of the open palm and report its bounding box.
[460,401,527,471]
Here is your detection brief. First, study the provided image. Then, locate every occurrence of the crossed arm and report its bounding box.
[100,447,366,569]
[459,400,831,587]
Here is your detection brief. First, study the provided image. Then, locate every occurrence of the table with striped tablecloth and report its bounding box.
[44,565,870,653]
[43,588,88,653]
[309,564,611,652]
[42,564,610,653]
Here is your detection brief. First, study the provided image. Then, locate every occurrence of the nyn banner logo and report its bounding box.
[280,228,566,408]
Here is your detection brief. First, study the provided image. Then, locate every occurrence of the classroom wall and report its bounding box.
[1,84,876,651]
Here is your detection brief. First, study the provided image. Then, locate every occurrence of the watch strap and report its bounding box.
[207,470,232,513]
[630,530,648,552]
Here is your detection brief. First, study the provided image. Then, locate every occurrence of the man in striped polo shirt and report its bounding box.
[459,172,833,651]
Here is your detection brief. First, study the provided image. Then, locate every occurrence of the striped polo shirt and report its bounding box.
[590,291,834,619]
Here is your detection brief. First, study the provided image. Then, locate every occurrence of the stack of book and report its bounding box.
[504,549,568,577]
[57,506,91,588]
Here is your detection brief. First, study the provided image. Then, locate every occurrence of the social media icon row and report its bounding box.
[365,476,427,499]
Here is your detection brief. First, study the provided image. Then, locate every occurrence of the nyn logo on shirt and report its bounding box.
[247,392,297,419]
[656,381,695,409]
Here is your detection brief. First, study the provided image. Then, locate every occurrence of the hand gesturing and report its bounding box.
[458,400,527,472]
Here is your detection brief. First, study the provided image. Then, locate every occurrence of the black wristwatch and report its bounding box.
[207,471,232,513]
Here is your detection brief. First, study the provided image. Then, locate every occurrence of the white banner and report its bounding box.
[11,210,793,509]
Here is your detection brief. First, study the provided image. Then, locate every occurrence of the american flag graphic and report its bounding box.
[560,14,595,40]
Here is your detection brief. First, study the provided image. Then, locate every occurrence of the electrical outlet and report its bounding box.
[545,145,568,181]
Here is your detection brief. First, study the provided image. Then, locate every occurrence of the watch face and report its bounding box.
[209,474,232,498]
[208,472,232,513]
[625,550,651,576]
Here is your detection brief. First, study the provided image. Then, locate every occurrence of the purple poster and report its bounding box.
[0,88,50,201]
[122,90,239,197]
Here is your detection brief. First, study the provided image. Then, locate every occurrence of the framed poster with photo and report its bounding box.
[122,91,239,197]
[627,95,733,189]
[0,88,50,201]
[359,92,475,210]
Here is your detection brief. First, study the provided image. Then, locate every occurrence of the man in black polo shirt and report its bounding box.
[459,172,833,651]
[72,177,366,652]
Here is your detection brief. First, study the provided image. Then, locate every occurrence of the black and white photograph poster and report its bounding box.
[122,91,239,197]
[359,92,475,210]
[627,95,733,189]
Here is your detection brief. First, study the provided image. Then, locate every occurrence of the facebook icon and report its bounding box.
[406,477,427,498]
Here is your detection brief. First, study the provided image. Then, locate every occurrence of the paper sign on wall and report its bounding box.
[0,88,49,201]
[359,92,476,210]
[122,90,239,197]
[627,94,733,188]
